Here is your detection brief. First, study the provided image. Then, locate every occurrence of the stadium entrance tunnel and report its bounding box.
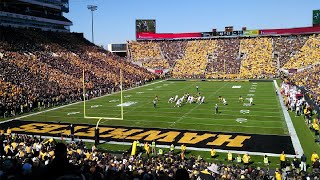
[2,120,295,155]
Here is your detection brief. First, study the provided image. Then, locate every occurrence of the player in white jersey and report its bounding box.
[200,96,205,104]
[190,96,194,104]
[168,97,174,103]
[295,105,300,117]
[249,97,253,105]
[215,104,218,114]
[222,98,227,105]
[174,95,178,102]
[197,96,202,104]
[175,99,182,107]
[187,96,192,103]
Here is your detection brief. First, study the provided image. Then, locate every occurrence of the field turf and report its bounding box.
[19,80,287,136]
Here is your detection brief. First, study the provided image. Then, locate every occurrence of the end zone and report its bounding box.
[1,120,296,157]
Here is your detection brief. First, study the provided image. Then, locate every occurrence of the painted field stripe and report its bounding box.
[33,114,284,124]
[98,118,285,129]
[121,114,283,122]
[274,80,303,156]
[173,82,229,126]
[0,80,166,124]
[101,83,200,123]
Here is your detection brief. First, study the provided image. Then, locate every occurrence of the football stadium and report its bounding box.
[0,0,320,179]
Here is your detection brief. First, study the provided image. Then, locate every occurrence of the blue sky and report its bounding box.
[64,0,319,46]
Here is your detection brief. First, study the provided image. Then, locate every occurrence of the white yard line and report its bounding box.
[0,80,166,124]
[100,81,198,124]
[171,82,229,127]
[273,80,303,156]
[28,115,283,129]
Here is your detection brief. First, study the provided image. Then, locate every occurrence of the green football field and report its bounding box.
[19,80,287,136]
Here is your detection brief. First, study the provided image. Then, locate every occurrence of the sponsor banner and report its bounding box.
[136,32,202,40]
[243,30,259,36]
[260,26,320,35]
[2,120,295,154]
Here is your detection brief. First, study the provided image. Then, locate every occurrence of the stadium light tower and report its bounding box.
[87,5,97,43]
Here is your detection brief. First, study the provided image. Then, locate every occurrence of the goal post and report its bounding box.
[82,68,124,121]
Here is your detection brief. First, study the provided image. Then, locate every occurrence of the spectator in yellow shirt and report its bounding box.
[280,151,286,169]
[227,151,233,162]
[275,168,282,180]
[180,144,186,154]
[242,153,250,165]
[210,148,216,158]
[311,151,319,164]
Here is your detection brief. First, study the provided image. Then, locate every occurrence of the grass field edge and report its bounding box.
[273,80,303,156]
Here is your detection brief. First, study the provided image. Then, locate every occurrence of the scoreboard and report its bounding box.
[202,31,243,37]
[216,30,243,36]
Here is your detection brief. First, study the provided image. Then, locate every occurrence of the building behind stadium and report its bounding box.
[0,0,72,32]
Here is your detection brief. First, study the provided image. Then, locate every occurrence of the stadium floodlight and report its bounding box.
[87,5,98,43]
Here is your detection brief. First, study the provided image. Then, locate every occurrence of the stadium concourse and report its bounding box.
[0,27,320,180]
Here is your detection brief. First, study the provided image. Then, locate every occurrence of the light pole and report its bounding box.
[87,5,97,43]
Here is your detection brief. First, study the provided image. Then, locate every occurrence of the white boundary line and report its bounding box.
[31,134,297,158]
[273,80,303,156]
[0,80,166,124]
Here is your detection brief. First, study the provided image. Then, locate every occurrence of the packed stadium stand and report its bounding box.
[128,34,320,100]
[206,38,241,79]
[0,27,157,118]
[288,64,320,101]
[238,37,274,79]
[0,132,280,180]
[172,40,217,79]
[159,40,188,67]
[272,35,308,68]
[283,34,320,69]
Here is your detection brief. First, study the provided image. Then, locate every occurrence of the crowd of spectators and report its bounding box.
[238,37,275,79]
[2,130,320,180]
[159,41,188,68]
[128,35,319,81]
[205,38,241,79]
[142,59,170,70]
[0,27,157,118]
[129,41,162,61]
[272,35,308,68]
[287,64,320,106]
[172,40,216,79]
[283,34,320,69]
[128,41,172,71]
